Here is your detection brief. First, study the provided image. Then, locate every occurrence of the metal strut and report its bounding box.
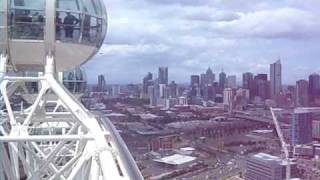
[0,56,143,180]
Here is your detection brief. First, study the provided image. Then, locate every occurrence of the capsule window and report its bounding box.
[82,0,96,15]
[56,11,81,42]
[8,0,45,40]
[56,0,80,11]
[0,0,3,11]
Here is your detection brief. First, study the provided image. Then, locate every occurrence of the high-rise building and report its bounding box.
[270,59,282,99]
[223,88,233,107]
[203,84,216,101]
[308,73,320,104]
[200,73,207,87]
[242,72,253,89]
[245,153,287,180]
[159,84,167,98]
[296,80,309,107]
[291,111,313,145]
[219,71,227,90]
[112,85,121,97]
[169,81,177,98]
[148,86,157,106]
[97,74,106,92]
[243,72,254,99]
[205,67,215,84]
[190,75,200,87]
[142,72,153,98]
[158,67,168,85]
[227,75,237,89]
[253,74,269,101]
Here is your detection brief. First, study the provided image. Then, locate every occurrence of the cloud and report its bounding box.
[214,8,320,39]
[83,0,320,84]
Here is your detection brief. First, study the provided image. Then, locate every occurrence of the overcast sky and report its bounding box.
[83,0,320,85]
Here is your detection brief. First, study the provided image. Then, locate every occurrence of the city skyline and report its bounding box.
[84,0,320,84]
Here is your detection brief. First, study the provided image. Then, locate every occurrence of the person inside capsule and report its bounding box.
[63,10,79,38]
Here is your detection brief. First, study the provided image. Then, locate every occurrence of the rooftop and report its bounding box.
[153,154,196,166]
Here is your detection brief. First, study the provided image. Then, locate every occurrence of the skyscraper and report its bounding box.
[227,75,237,89]
[169,81,177,98]
[253,74,269,101]
[158,67,168,85]
[200,73,207,87]
[242,72,253,89]
[243,72,254,99]
[142,72,153,98]
[223,88,233,106]
[308,73,320,104]
[148,86,157,106]
[270,59,282,99]
[190,75,200,87]
[291,111,313,145]
[97,74,106,92]
[219,71,226,90]
[205,67,215,84]
[296,80,309,107]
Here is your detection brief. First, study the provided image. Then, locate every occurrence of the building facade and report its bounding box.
[270,60,282,99]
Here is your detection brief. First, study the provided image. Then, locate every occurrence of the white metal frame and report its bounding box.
[0,56,143,180]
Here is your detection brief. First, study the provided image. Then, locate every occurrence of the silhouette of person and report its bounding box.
[56,12,62,39]
[63,11,79,38]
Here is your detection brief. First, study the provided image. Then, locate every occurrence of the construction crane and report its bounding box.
[270,107,320,180]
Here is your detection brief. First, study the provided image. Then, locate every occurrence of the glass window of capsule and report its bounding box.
[7,0,107,47]
[8,0,46,40]
[0,0,5,53]
[63,67,87,94]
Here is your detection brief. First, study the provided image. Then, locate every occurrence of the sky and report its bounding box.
[83,0,320,85]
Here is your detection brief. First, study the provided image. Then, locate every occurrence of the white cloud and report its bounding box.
[83,0,320,84]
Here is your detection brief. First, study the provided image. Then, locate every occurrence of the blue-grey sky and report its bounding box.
[83,0,320,85]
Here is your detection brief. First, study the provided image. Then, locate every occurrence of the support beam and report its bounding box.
[0,135,94,142]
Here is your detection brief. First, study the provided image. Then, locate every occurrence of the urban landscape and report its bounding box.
[79,59,320,179]
[1,0,320,180]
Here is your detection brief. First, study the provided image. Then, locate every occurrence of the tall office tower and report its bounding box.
[153,78,160,98]
[253,74,269,101]
[190,75,200,87]
[223,88,233,106]
[296,80,309,107]
[219,71,227,90]
[200,73,207,87]
[245,153,287,180]
[227,75,237,89]
[203,84,216,101]
[97,74,106,92]
[112,85,121,97]
[205,67,215,84]
[158,67,168,85]
[142,72,153,98]
[308,73,320,104]
[291,111,313,145]
[243,72,254,99]
[242,72,253,89]
[148,86,157,106]
[169,81,178,98]
[270,59,282,99]
[159,84,167,98]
